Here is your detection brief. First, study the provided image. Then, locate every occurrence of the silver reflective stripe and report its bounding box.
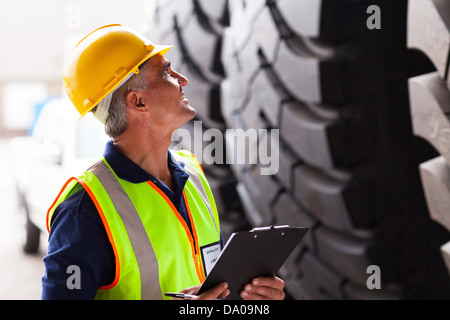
[89,161,162,300]
[182,161,220,239]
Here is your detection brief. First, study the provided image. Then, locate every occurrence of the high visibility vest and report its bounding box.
[46,150,221,300]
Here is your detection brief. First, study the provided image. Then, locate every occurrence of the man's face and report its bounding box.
[138,54,196,130]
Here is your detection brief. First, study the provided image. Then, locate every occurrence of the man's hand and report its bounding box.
[175,282,230,300]
[240,276,285,300]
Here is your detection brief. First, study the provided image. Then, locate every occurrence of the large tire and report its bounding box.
[408,0,450,280]
[221,0,450,299]
[147,0,450,299]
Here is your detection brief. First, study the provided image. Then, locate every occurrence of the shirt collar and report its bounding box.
[103,140,187,184]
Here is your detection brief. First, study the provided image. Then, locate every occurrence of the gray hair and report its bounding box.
[95,62,149,137]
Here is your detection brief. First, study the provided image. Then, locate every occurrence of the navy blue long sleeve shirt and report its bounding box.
[42,141,213,299]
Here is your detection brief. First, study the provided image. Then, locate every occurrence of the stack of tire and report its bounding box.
[408,0,450,290]
[147,0,450,299]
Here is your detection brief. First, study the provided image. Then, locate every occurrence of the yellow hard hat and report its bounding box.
[63,24,173,118]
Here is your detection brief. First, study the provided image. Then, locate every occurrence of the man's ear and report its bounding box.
[126,91,146,110]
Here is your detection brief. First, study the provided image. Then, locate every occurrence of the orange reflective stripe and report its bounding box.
[73,178,120,290]
[46,176,121,290]
[189,153,205,175]
[74,177,120,290]
[146,180,204,283]
[46,177,77,233]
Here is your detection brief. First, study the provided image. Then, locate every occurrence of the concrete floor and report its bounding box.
[0,138,46,300]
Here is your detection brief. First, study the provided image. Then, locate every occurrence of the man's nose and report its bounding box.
[177,72,189,87]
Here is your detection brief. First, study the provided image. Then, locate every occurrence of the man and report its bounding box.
[42,24,285,300]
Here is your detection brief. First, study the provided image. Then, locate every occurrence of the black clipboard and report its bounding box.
[197,225,308,300]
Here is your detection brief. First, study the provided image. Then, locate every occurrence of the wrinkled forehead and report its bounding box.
[141,54,170,76]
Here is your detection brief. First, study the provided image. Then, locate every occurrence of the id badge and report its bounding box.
[200,241,222,277]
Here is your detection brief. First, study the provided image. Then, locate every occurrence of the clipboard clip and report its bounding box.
[250,225,289,232]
